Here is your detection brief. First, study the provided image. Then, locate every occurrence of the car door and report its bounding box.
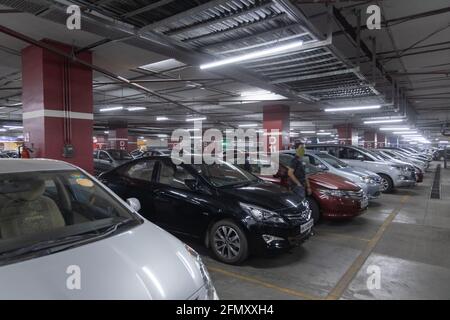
[98,151,114,172]
[151,159,212,237]
[104,158,160,221]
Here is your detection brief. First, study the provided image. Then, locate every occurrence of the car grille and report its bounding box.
[284,210,310,222]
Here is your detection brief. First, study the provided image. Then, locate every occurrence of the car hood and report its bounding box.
[0,221,205,300]
[308,172,360,191]
[219,181,304,211]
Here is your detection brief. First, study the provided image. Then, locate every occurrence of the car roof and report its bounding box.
[0,159,76,174]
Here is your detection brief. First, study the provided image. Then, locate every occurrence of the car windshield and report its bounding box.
[315,152,348,169]
[191,161,259,188]
[0,170,139,264]
[108,150,132,160]
[279,153,321,175]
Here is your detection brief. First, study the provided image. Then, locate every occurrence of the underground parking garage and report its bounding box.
[0,0,450,304]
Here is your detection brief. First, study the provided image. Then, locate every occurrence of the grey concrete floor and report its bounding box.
[200,162,450,300]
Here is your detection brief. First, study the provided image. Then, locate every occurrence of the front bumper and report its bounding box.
[247,221,313,255]
[367,183,382,199]
[317,195,368,219]
[394,175,416,187]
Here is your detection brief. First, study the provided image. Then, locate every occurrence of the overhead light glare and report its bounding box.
[380,127,410,131]
[325,105,381,112]
[100,106,123,112]
[127,107,146,111]
[364,119,403,124]
[238,123,258,127]
[200,41,304,69]
[156,116,169,121]
[186,117,207,122]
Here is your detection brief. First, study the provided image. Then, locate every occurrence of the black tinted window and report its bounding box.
[122,160,156,181]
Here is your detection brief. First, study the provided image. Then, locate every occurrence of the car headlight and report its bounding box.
[360,176,372,184]
[240,203,285,223]
[392,164,409,173]
[318,188,347,197]
[185,245,219,300]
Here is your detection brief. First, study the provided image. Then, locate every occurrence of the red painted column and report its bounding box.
[263,105,290,151]
[22,39,93,172]
[108,128,128,151]
[335,124,353,145]
[376,132,386,148]
[364,131,376,148]
[127,135,137,153]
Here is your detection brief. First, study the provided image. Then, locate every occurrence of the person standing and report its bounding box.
[287,142,312,199]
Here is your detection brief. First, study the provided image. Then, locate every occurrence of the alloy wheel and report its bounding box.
[213,226,241,259]
[380,178,389,191]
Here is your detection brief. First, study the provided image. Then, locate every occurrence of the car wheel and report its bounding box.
[210,220,248,265]
[306,197,320,224]
[378,174,394,193]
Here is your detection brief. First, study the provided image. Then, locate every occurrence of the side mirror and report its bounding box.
[185,179,198,190]
[126,198,141,212]
[357,154,364,161]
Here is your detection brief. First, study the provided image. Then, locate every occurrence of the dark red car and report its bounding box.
[242,153,368,221]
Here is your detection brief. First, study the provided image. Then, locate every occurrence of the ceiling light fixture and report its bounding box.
[186,117,207,122]
[200,40,304,69]
[364,119,404,124]
[393,131,417,135]
[379,127,410,131]
[317,132,332,135]
[127,107,146,111]
[156,116,169,121]
[99,106,123,112]
[325,105,381,112]
[300,131,316,134]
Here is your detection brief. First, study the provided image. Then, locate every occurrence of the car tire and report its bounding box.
[209,219,249,265]
[378,173,394,193]
[306,197,320,224]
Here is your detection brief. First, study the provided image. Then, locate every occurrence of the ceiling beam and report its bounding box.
[121,0,175,18]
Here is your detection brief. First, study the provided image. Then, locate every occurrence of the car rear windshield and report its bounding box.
[0,170,139,264]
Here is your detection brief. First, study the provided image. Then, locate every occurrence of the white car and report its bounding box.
[0,159,218,300]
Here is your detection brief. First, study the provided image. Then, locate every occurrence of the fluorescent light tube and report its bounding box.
[364,119,403,124]
[317,132,332,135]
[186,117,206,122]
[393,131,417,134]
[380,127,410,131]
[156,116,169,121]
[127,107,146,111]
[325,105,381,112]
[200,41,304,69]
[300,131,316,134]
[100,106,123,112]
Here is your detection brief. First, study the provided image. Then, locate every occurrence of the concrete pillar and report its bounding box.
[128,135,137,153]
[335,124,358,145]
[22,39,93,172]
[364,131,376,148]
[376,132,386,148]
[108,127,128,151]
[263,105,290,151]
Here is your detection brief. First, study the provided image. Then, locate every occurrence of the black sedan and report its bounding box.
[99,156,313,264]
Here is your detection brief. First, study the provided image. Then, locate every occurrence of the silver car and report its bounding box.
[0,159,218,300]
[306,151,382,200]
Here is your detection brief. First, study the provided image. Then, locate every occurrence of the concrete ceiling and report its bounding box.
[0,0,449,142]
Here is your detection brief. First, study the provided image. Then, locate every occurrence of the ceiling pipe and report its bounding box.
[0,24,208,118]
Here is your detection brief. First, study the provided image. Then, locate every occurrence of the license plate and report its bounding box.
[300,219,314,233]
[361,197,369,209]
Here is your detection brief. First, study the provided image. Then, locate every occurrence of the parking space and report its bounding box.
[200,163,450,300]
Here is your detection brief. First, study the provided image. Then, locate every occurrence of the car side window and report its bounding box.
[338,147,349,159]
[306,155,317,165]
[122,160,156,182]
[93,151,99,159]
[347,148,361,160]
[158,161,195,190]
[327,147,338,157]
[99,151,110,161]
